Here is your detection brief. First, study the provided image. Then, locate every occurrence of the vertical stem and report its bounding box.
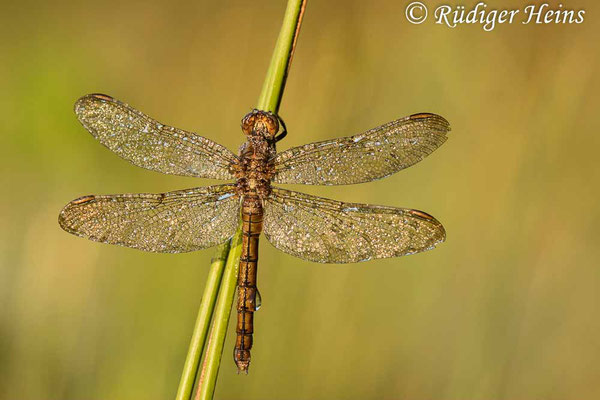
[175,242,230,400]
[194,230,243,400]
[187,1,307,399]
[257,0,307,113]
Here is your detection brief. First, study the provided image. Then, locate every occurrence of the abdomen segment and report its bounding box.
[234,196,263,373]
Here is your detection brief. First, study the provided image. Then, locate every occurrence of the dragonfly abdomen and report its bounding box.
[235,195,263,373]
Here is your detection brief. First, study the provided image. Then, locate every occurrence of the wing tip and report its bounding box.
[57,208,68,231]
[58,207,76,235]
[408,209,447,243]
[409,112,451,134]
[58,195,96,233]
[74,93,116,114]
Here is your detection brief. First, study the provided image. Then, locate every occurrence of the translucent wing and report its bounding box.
[263,187,445,263]
[59,184,240,253]
[273,113,450,185]
[75,94,238,179]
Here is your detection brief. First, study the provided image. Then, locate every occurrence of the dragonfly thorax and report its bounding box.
[234,135,276,199]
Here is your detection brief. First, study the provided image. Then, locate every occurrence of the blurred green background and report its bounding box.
[1,0,599,399]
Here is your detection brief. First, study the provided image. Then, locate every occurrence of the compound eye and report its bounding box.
[265,116,279,137]
[241,113,256,135]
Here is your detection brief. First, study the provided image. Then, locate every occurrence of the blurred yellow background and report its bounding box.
[1,0,599,399]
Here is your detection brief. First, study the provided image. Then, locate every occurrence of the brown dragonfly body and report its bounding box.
[59,94,450,373]
[233,111,280,371]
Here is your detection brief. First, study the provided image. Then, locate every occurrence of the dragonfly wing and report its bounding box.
[75,94,238,179]
[273,113,450,185]
[59,184,240,253]
[263,187,445,263]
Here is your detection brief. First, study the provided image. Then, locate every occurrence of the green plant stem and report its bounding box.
[194,229,243,400]
[175,242,230,400]
[185,1,307,399]
[257,0,306,113]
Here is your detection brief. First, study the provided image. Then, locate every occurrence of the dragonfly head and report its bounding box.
[241,110,279,140]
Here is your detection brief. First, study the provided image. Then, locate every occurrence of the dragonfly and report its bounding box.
[59,93,450,373]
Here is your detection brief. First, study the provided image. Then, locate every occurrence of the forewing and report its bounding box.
[273,113,450,185]
[59,184,240,253]
[263,188,445,263]
[75,94,238,179]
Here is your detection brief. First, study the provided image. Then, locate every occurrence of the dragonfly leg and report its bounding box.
[274,115,287,142]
